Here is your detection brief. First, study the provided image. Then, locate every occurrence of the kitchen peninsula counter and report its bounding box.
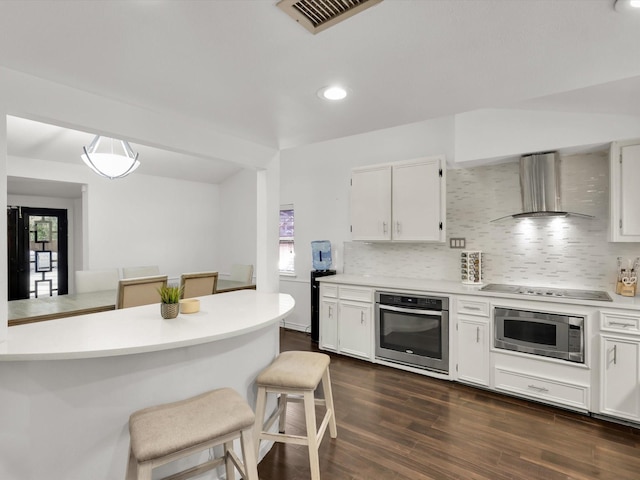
[0,290,294,480]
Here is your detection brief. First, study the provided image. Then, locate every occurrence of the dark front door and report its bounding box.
[7,207,68,300]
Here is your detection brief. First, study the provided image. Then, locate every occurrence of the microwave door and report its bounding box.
[497,316,569,360]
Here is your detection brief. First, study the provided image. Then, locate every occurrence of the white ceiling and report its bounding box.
[1,0,640,188]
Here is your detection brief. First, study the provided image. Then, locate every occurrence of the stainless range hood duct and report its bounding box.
[493,152,592,221]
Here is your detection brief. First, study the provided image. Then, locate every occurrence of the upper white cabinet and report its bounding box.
[350,156,446,242]
[350,165,392,241]
[609,139,640,242]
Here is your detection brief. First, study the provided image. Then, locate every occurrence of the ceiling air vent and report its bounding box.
[277,0,383,34]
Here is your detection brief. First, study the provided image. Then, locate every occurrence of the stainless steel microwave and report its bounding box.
[494,307,584,363]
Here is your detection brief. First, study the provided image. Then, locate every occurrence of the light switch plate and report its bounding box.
[449,237,466,248]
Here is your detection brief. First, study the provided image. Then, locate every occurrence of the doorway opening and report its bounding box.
[7,207,69,300]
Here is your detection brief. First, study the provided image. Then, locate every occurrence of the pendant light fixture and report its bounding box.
[81,135,140,179]
[614,0,640,12]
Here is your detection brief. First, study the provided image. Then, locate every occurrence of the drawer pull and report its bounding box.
[527,384,549,393]
[609,321,635,328]
[464,306,481,311]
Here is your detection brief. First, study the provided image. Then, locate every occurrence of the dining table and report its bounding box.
[7,279,256,326]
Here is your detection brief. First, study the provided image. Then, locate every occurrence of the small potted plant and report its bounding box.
[158,285,183,319]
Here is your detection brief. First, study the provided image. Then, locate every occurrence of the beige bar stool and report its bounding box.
[254,351,337,480]
[126,388,259,480]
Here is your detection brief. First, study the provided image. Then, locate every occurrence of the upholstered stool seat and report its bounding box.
[254,351,337,480]
[126,388,259,480]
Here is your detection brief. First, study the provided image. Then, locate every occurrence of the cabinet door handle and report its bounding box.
[527,384,549,393]
[361,311,365,324]
[476,326,480,343]
[396,221,401,234]
[382,221,388,233]
[610,321,635,328]
[613,344,617,365]
[328,306,333,319]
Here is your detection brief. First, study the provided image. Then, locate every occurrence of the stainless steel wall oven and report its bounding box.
[375,292,449,373]
[494,307,585,363]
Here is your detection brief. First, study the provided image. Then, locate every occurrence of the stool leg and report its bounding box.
[224,441,236,480]
[254,385,268,459]
[322,368,338,438]
[125,447,137,480]
[278,393,288,433]
[303,390,321,480]
[240,428,260,480]
[136,463,153,480]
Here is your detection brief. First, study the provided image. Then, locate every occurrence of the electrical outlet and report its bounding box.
[449,237,466,249]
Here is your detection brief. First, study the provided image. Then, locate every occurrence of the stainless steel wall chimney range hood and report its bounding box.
[492,151,593,221]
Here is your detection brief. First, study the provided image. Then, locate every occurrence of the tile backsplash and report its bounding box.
[343,150,640,291]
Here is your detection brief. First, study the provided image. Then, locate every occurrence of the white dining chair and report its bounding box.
[75,269,120,293]
[229,264,254,284]
[116,275,168,309]
[180,271,219,298]
[122,265,161,279]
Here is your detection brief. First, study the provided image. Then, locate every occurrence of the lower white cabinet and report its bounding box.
[494,367,589,411]
[338,300,372,359]
[456,297,490,386]
[600,335,640,421]
[319,284,373,360]
[320,298,338,352]
[457,318,490,386]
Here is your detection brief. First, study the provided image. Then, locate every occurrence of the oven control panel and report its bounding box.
[376,292,448,311]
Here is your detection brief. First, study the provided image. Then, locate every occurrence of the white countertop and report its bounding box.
[0,290,295,361]
[317,274,640,310]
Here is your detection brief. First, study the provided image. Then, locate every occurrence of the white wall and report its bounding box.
[454,109,640,165]
[8,155,221,285]
[217,167,257,278]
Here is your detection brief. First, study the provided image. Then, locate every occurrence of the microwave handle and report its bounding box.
[378,304,443,317]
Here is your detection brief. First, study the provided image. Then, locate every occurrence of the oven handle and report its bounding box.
[378,304,443,316]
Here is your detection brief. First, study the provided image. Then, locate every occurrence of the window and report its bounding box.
[279,205,295,274]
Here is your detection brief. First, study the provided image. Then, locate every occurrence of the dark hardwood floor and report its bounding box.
[257,328,640,480]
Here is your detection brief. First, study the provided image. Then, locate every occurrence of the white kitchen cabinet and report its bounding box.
[319,284,373,360]
[350,165,392,241]
[600,335,640,421]
[338,300,372,360]
[494,367,589,411]
[456,297,490,386]
[609,139,640,242]
[350,156,445,242]
[457,318,490,386]
[319,298,338,352]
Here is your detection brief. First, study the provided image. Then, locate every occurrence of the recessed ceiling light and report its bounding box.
[614,0,640,12]
[318,86,348,101]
